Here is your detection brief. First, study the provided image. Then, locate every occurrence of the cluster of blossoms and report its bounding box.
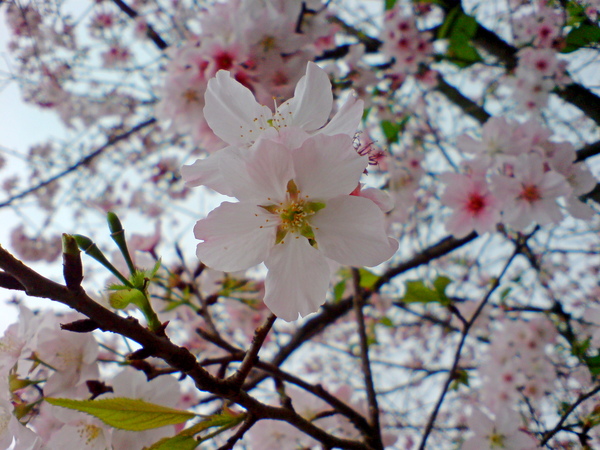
[157,0,335,148]
[459,318,558,449]
[182,62,398,321]
[380,6,435,83]
[510,2,571,112]
[0,306,187,448]
[440,116,596,237]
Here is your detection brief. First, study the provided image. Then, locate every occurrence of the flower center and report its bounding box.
[467,193,486,214]
[488,431,506,448]
[260,180,325,245]
[519,184,542,203]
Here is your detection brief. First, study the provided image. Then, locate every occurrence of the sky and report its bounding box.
[0,12,69,333]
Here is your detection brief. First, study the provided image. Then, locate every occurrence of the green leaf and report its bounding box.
[379,316,394,328]
[147,435,198,450]
[46,397,195,431]
[446,41,482,67]
[333,280,347,302]
[565,0,587,26]
[586,353,600,377]
[148,412,246,449]
[385,0,397,10]
[450,369,469,390]
[401,276,452,305]
[562,24,600,53]
[402,280,440,304]
[437,6,461,40]
[439,7,482,67]
[109,288,147,310]
[358,268,379,290]
[433,275,452,306]
[381,117,409,144]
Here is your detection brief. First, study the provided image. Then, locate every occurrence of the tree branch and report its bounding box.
[111,0,169,50]
[352,269,383,450]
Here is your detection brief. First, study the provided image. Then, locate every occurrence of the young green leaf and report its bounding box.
[46,397,196,431]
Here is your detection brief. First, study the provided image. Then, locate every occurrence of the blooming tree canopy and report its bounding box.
[1,0,600,449]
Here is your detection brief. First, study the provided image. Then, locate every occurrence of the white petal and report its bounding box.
[204,70,273,146]
[312,196,398,267]
[278,62,332,132]
[194,202,276,272]
[219,138,293,203]
[180,146,241,196]
[264,236,330,322]
[319,94,364,137]
[292,134,368,200]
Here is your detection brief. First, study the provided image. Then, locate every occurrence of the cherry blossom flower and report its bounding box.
[192,132,398,321]
[463,407,537,450]
[202,61,364,148]
[492,154,571,231]
[182,61,364,194]
[440,172,501,238]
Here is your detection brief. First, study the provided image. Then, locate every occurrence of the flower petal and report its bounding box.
[319,93,364,137]
[277,62,332,133]
[181,146,241,196]
[264,236,330,322]
[194,202,276,272]
[292,134,368,200]
[219,138,293,203]
[312,196,398,267]
[204,70,273,146]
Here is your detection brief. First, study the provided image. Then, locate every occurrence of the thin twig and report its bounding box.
[227,313,276,388]
[352,268,383,450]
[418,248,520,449]
[540,385,600,446]
[0,118,156,209]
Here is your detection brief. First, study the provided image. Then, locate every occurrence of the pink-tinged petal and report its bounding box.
[566,195,595,220]
[277,62,332,132]
[219,138,293,203]
[312,196,398,267]
[467,408,494,435]
[359,187,394,212]
[292,134,368,199]
[457,134,483,154]
[204,70,273,146]
[264,236,330,321]
[539,170,571,198]
[181,146,241,196]
[194,202,276,272]
[320,94,364,137]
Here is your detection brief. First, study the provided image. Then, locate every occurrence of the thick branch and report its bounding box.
[0,245,370,449]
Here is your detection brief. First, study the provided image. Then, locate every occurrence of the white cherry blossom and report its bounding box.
[192,132,398,321]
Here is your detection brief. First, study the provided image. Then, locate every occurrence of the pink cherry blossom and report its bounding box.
[192,132,398,321]
[491,154,571,231]
[463,407,537,450]
[440,172,501,238]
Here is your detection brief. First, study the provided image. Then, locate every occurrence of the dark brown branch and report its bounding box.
[0,245,369,449]
[375,232,478,292]
[352,269,382,450]
[111,0,168,50]
[435,77,490,124]
[227,313,276,388]
[540,385,600,446]
[217,414,257,450]
[0,271,25,291]
[0,118,157,209]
